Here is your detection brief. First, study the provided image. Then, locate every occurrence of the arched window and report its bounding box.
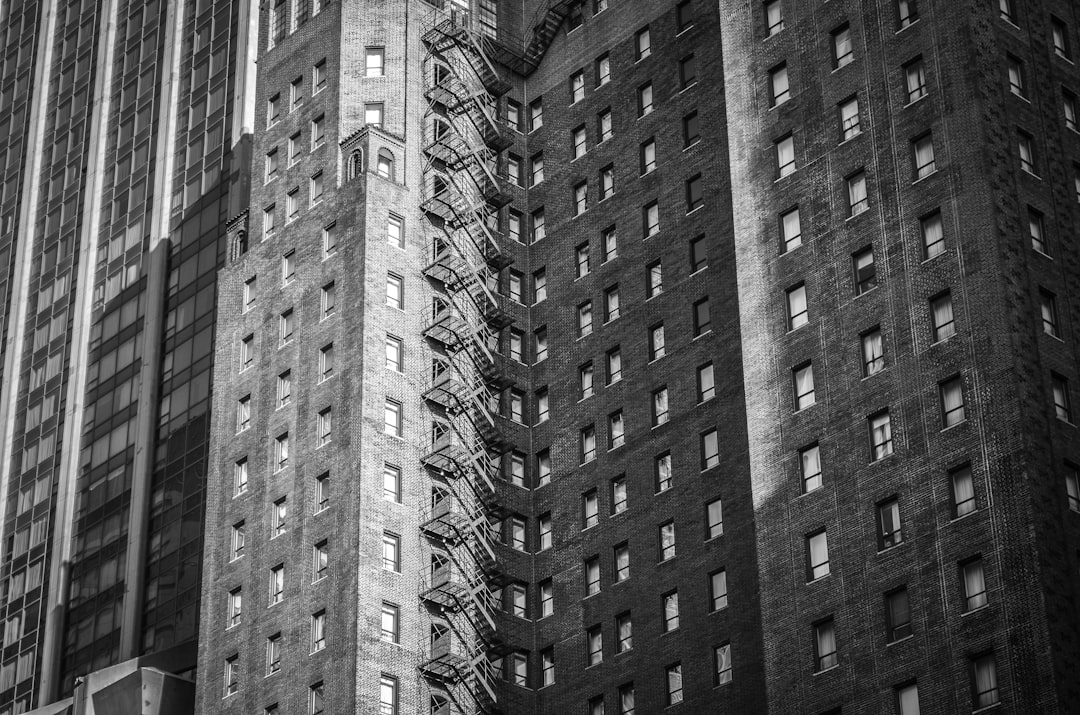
[377,148,395,181]
[231,230,247,261]
[348,149,364,180]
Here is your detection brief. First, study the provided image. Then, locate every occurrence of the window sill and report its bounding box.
[838,132,862,145]
[961,604,990,617]
[941,418,968,433]
[805,574,830,585]
[972,704,1001,714]
[686,205,704,216]
[1020,168,1042,180]
[861,367,886,381]
[813,665,840,676]
[846,209,869,222]
[948,509,977,524]
[912,169,938,184]
[877,540,905,555]
[692,329,713,341]
[885,634,914,647]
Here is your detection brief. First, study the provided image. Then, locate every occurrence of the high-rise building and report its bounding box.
[0,0,255,711]
[162,0,1080,713]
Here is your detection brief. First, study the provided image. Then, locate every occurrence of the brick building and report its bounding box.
[196,0,1080,714]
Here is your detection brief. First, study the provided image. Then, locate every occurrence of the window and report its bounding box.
[793,363,815,411]
[279,309,295,344]
[265,148,279,181]
[385,273,404,310]
[814,619,838,671]
[878,498,903,549]
[922,211,945,259]
[316,472,330,512]
[379,675,397,715]
[309,540,328,583]
[573,126,587,159]
[310,610,327,651]
[1008,55,1025,96]
[659,521,676,561]
[596,53,611,85]
[535,327,549,362]
[585,556,601,595]
[853,247,876,295]
[999,0,1015,23]
[576,242,591,278]
[388,214,404,248]
[583,489,600,529]
[578,301,593,337]
[573,182,587,216]
[366,47,384,76]
[898,0,917,27]
[267,93,281,126]
[509,210,522,242]
[638,82,654,116]
[600,165,615,199]
[707,498,724,538]
[971,653,999,709]
[224,655,239,696]
[833,24,853,67]
[587,626,603,666]
[541,648,555,687]
[1029,208,1047,253]
[683,110,701,146]
[580,362,595,399]
[913,134,936,179]
[1018,130,1037,174]
[676,0,694,31]
[896,683,920,715]
[288,132,302,165]
[384,399,402,437]
[698,363,716,401]
[679,54,697,88]
[709,569,729,610]
[635,26,651,59]
[666,663,683,705]
[837,96,860,140]
[962,557,988,611]
[787,284,808,330]
[538,513,552,550]
[598,108,613,141]
[581,425,597,463]
[618,683,635,715]
[604,285,620,322]
[509,652,528,686]
[611,612,632,653]
[646,261,663,298]
[244,276,257,310]
[847,171,868,216]
[614,543,630,582]
[365,102,384,127]
[607,346,623,382]
[694,297,711,335]
[1053,18,1071,59]
[530,153,544,185]
[870,411,894,460]
[776,135,795,177]
[536,388,549,423]
[686,173,704,211]
[385,335,403,371]
[322,222,337,257]
[234,458,249,496]
[859,327,884,377]
[638,138,657,175]
[382,532,401,572]
[598,227,616,262]
[905,56,927,102]
[770,63,790,106]
[509,517,527,551]
[886,587,912,642]
[1065,91,1078,131]
[506,583,527,616]
[701,428,720,470]
[272,498,287,537]
[529,97,543,130]
[236,395,251,432]
[291,76,304,108]
[506,99,522,132]
[320,281,336,319]
[801,444,822,493]
[570,70,585,103]
[713,643,733,685]
[319,343,334,381]
[287,188,300,220]
[228,588,242,628]
[379,603,400,644]
[540,579,554,617]
[507,270,523,303]
[931,292,955,342]
[275,432,290,471]
[269,564,284,604]
[311,114,325,149]
[807,530,829,580]
[1054,373,1073,422]
[662,591,680,631]
[532,208,546,242]
[940,376,965,428]
[612,476,628,514]
[951,464,976,518]
[266,635,282,673]
[765,0,783,35]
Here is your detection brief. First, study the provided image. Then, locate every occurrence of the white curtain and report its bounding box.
[974,656,997,707]
[965,562,987,609]
[933,298,953,335]
[942,381,964,422]
[801,446,820,481]
[848,174,867,210]
[915,137,935,173]
[783,209,801,245]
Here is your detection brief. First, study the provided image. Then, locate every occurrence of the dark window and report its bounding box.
[885,588,912,641]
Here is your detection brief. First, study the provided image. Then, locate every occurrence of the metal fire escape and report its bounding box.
[419,7,514,715]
